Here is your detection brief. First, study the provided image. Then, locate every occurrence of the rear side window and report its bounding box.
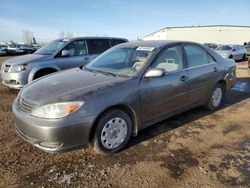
[87,39,110,54]
[110,39,127,47]
[184,45,211,68]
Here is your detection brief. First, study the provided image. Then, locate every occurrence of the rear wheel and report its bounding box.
[206,83,224,111]
[93,109,132,155]
[242,54,246,61]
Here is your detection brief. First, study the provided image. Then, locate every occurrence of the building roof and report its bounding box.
[115,40,193,48]
[144,25,250,38]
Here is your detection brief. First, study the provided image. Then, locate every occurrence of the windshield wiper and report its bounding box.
[83,67,117,77]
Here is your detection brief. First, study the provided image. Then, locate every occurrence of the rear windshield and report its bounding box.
[35,39,68,55]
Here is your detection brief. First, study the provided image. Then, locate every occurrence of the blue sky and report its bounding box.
[0,0,249,42]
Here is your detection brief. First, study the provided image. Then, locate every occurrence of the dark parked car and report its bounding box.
[19,44,37,54]
[1,37,128,89]
[244,45,250,57]
[12,40,236,155]
[204,43,218,49]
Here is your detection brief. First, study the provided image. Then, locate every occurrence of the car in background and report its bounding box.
[12,40,236,155]
[20,44,37,54]
[215,45,247,61]
[248,56,250,69]
[6,45,24,55]
[0,45,8,53]
[0,48,7,56]
[32,44,43,50]
[204,43,218,49]
[244,44,250,57]
[1,37,128,89]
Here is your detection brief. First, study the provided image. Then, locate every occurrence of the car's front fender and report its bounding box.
[28,64,61,83]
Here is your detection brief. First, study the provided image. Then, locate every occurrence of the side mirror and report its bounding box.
[61,50,71,57]
[144,68,165,78]
[232,49,236,52]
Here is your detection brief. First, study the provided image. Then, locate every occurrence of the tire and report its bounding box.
[93,109,132,155]
[206,83,224,111]
[242,54,246,61]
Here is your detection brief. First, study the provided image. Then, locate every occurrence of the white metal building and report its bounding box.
[143,25,250,45]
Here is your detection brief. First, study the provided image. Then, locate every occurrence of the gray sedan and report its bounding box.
[12,40,236,155]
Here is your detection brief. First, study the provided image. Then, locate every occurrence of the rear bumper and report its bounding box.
[12,99,96,153]
[0,71,28,89]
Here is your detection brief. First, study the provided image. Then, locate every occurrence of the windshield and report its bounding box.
[35,39,68,55]
[216,45,232,51]
[85,47,155,77]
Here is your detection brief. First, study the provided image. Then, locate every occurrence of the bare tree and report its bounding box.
[22,30,34,44]
[58,31,65,38]
[66,31,73,38]
[58,31,74,38]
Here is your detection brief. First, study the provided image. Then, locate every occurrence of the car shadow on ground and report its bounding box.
[127,77,250,149]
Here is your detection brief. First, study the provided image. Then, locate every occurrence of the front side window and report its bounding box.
[152,45,184,72]
[87,39,110,54]
[184,45,210,67]
[63,40,87,57]
[85,47,155,77]
[35,39,68,55]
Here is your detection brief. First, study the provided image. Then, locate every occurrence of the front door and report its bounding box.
[56,40,95,69]
[140,45,189,123]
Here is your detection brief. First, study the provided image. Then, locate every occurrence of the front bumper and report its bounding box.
[0,71,29,89]
[12,99,96,153]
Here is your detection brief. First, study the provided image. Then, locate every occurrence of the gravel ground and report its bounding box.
[0,56,250,188]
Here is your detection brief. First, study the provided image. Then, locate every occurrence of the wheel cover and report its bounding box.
[101,117,128,150]
[211,87,223,107]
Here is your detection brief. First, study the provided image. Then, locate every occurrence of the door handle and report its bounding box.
[180,75,188,82]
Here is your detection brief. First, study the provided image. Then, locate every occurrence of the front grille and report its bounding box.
[18,97,37,113]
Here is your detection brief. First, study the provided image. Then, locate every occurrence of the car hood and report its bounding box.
[20,68,131,105]
[3,54,53,65]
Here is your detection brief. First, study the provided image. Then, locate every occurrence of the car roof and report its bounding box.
[58,37,128,42]
[114,40,199,48]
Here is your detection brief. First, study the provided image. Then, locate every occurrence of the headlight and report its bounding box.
[12,64,28,72]
[31,101,84,119]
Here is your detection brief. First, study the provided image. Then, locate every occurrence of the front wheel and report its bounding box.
[206,84,224,111]
[93,109,132,155]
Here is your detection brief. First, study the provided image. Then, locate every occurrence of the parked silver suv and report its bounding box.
[1,37,128,89]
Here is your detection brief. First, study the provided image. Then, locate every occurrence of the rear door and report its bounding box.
[56,40,93,69]
[232,46,240,60]
[140,44,189,123]
[183,44,220,106]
